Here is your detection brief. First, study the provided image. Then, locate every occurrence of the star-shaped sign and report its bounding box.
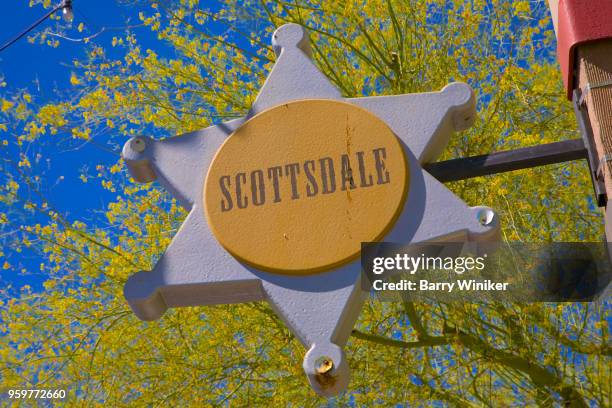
[121,24,499,396]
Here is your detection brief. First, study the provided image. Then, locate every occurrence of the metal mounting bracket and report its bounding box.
[573,88,607,207]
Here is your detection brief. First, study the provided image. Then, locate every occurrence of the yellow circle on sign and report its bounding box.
[204,99,409,274]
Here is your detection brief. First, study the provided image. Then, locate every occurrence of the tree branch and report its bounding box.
[351,329,449,349]
[352,326,589,407]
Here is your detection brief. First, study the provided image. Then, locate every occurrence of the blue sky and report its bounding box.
[0,1,165,289]
[1,2,151,96]
[0,1,159,209]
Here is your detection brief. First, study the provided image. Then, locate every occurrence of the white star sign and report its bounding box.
[121,23,499,396]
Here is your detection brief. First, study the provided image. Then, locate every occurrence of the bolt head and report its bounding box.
[477,208,495,226]
[131,138,146,153]
[315,357,334,375]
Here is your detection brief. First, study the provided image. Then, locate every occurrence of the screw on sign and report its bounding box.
[121,23,499,396]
